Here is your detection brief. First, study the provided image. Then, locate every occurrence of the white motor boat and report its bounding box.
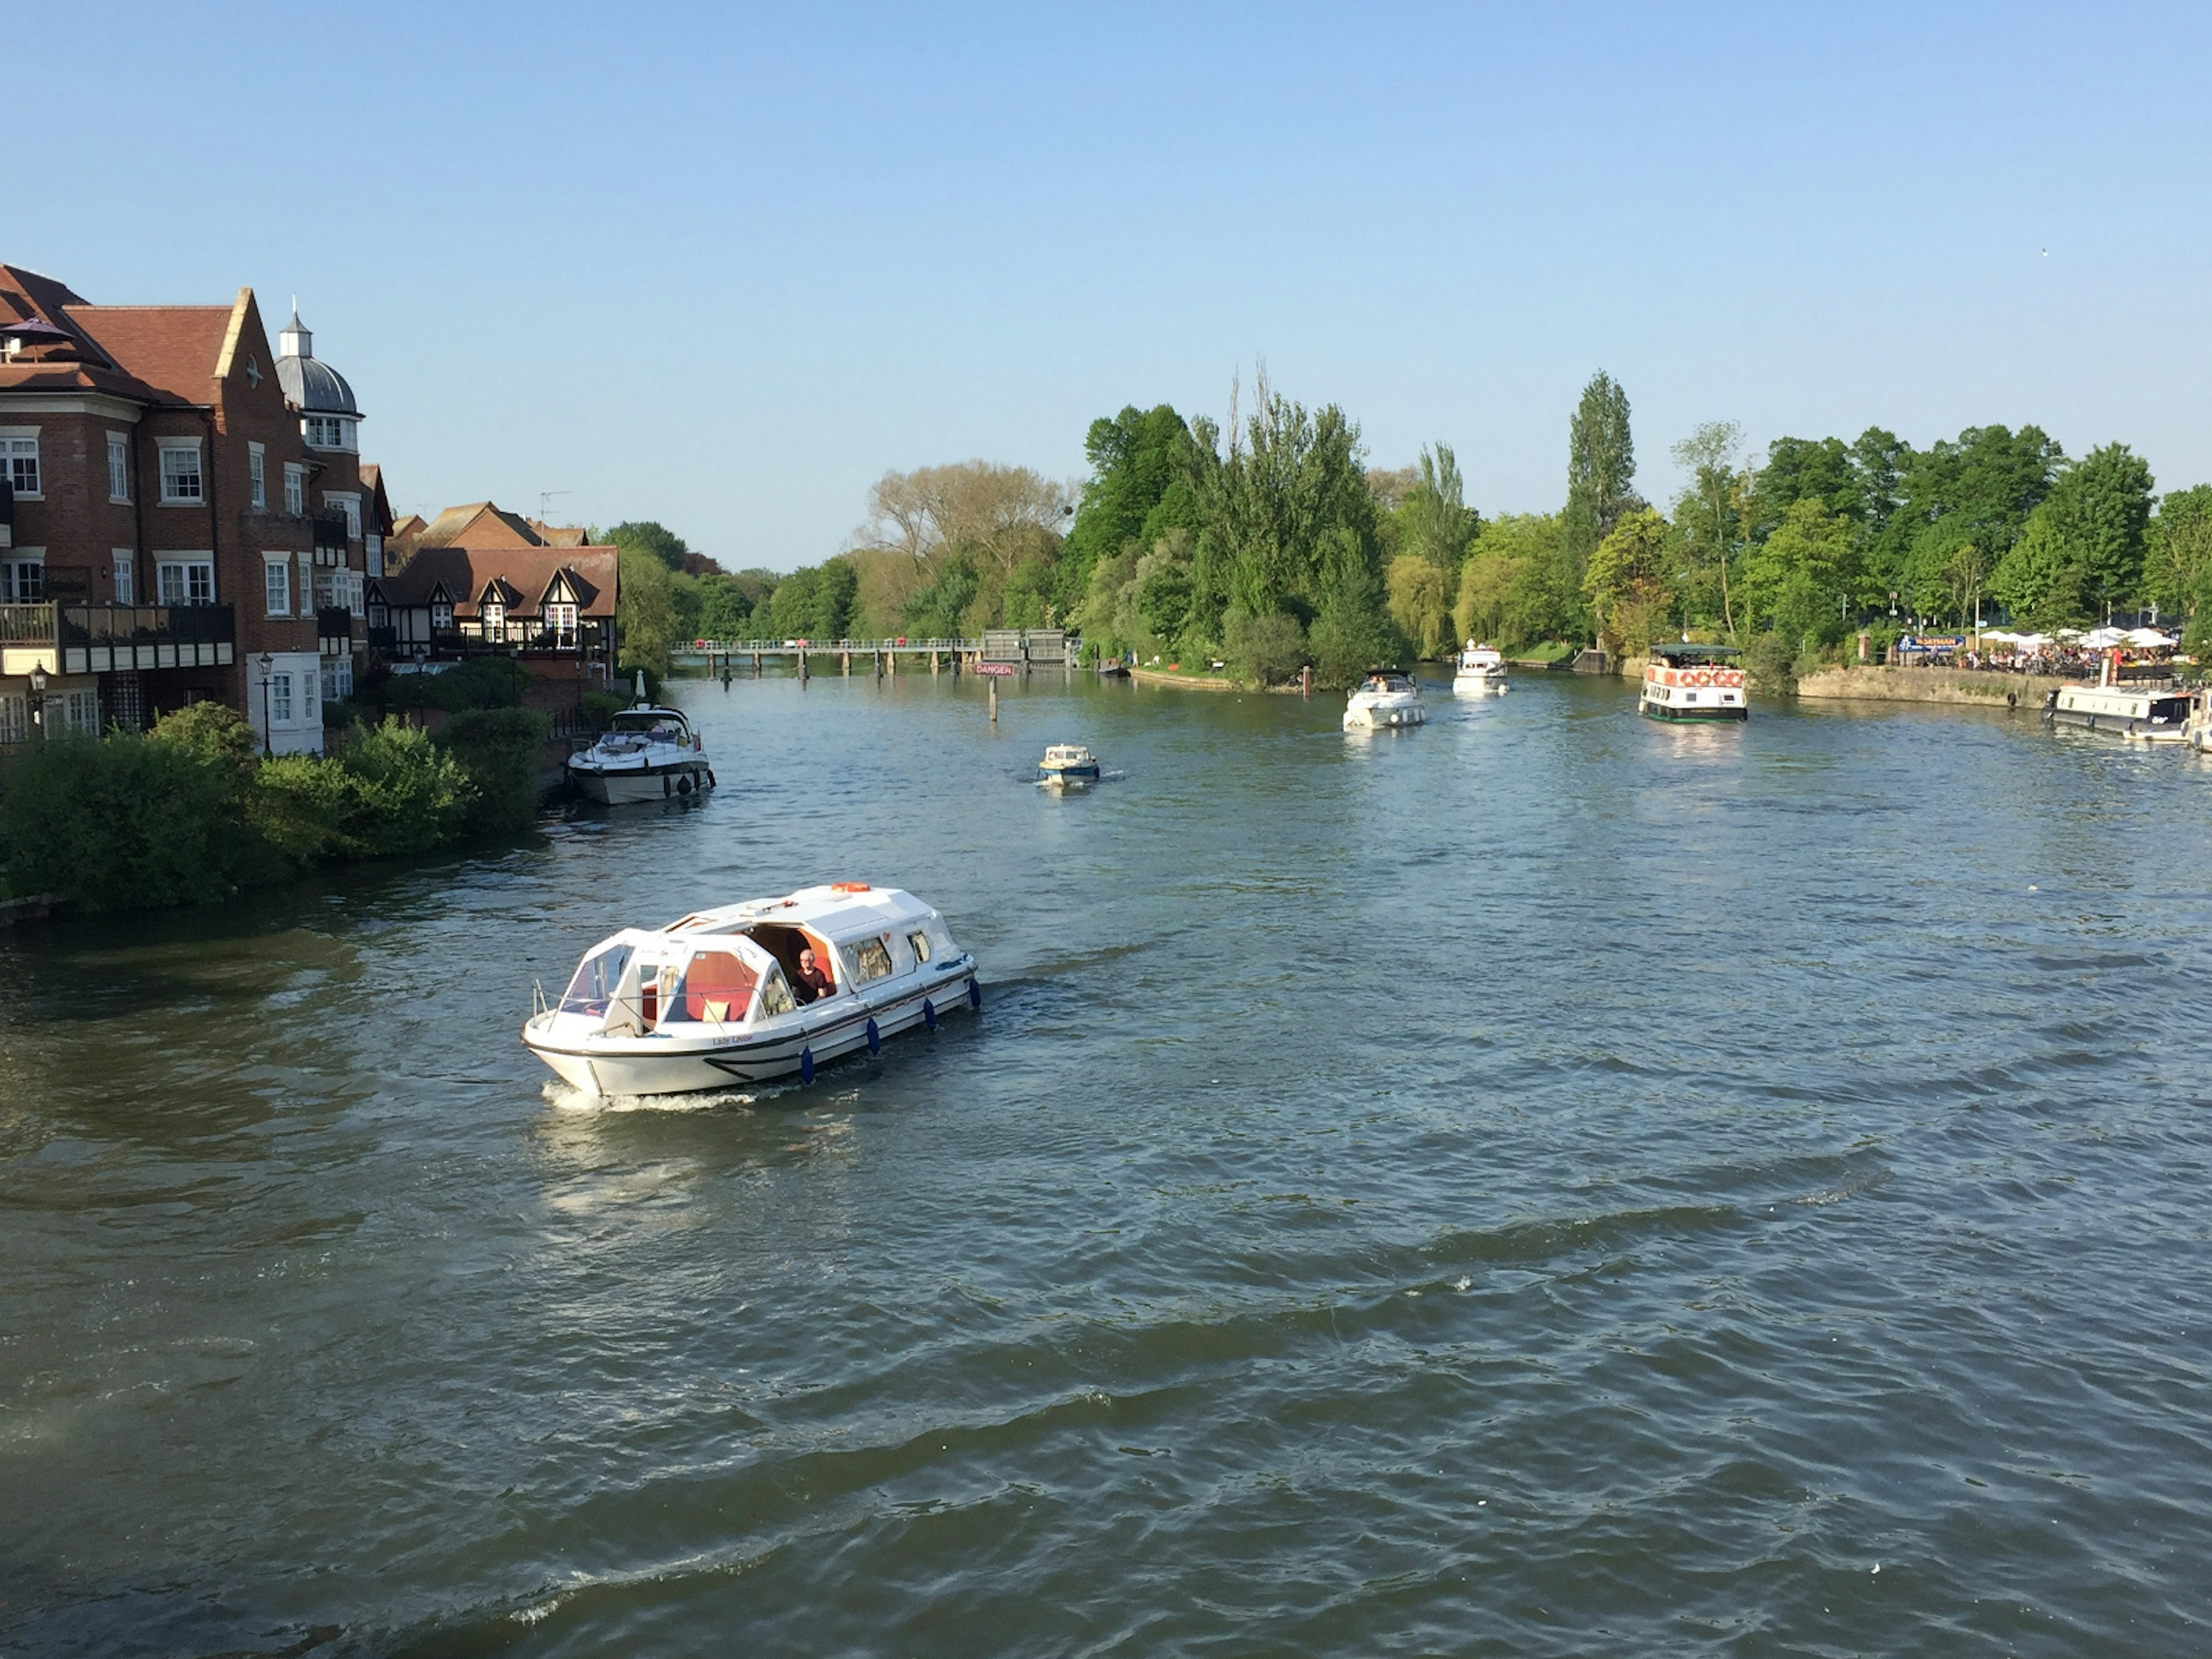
[569,679,716,804]
[522,884,978,1097]
[1038,743,1101,783]
[1452,641,1509,694]
[1343,668,1426,730]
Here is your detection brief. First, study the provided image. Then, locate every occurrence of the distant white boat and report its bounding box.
[1452,641,1508,694]
[1343,668,1426,730]
[1641,643,1748,722]
[523,883,977,1097]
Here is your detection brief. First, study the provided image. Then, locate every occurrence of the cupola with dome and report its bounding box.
[275,306,361,452]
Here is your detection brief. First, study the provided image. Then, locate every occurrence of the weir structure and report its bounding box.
[675,630,1078,682]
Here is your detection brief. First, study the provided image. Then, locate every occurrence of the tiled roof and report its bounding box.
[0,263,171,402]
[61,302,237,404]
[377,546,616,618]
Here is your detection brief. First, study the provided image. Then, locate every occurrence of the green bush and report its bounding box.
[0,732,263,910]
[147,701,260,789]
[1222,607,1308,687]
[435,707,551,837]
[1744,631,1797,691]
[384,657,529,713]
[250,719,474,861]
[580,690,626,726]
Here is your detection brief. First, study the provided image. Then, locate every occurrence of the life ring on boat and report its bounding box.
[1689,668,1711,686]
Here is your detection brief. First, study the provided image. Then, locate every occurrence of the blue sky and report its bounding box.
[14,2,2210,569]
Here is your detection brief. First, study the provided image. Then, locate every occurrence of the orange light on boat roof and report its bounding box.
[830,881,872,893]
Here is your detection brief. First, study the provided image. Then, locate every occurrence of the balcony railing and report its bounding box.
[313,515,351,552]
[3,603,238,673]
[392,622,608,660]
[317,605,355,640]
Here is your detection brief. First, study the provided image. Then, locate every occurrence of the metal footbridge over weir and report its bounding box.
[673,629,1078,679]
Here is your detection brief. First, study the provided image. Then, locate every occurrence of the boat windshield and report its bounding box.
[559,942,634,1015]
[611,710,688,737]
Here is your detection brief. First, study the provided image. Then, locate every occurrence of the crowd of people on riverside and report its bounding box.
[1896,625,2185,679]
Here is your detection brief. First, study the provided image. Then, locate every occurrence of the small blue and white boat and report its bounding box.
[1038,743,1102,782]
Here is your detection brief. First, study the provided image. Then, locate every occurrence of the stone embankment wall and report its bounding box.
[1796,665,2040,706]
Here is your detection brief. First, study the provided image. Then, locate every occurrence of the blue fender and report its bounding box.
[968,976,982,1011]
[922,998,937,1032]
[799,1046,815,1084]
[866,1017,881,1055]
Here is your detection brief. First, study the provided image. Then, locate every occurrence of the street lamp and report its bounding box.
[27,661,47,736]
[257,651,274,756]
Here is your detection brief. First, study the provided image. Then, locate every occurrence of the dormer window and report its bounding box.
[482,601,505,638]
[304,415,349,449]
[431,601,454,631]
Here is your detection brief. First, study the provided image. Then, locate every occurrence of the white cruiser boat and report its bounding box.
[1642,642,1748,722]
[1452,641,1509,694]
[1038,743,1101,782]
[2046,654,2190,742]
[522,884,978,1097]
[569,680,716,804]
[1343,668,1426,730]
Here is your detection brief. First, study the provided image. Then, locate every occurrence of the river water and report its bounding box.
[4,670,2211,1656]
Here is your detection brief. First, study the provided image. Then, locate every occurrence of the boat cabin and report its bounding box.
[553,884,958,1035]
[1359,668,1417,692]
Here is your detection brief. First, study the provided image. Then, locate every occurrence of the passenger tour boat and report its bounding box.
[1641,643,1748,722]
[1038,743,1102,782]
[1452,641,1509,694]
[1343,668,1426,730]
[567,677,717,804]
[2047,652,2190,743]
[522,884,978,1097]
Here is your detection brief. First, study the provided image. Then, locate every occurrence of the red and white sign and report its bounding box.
[974,662,1017,676]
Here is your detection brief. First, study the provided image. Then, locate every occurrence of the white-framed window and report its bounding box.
[157,556,214,605]
[263,555,291,616]
[0,693,25,745]
[302,671,317,725]
[112,551,134,604]
[431,600,453,631]
[547,601,578,648]
[269,672,293,724]
[322,654,354,703]
[304,415,355,450]
[158,442,203,503]
[1,550,44,601]
[1,433,39,499]
[284,463,305,516]
[58,688,100,735]
[323,492,361,540]
[298,554,313,614]
[365,532,383,578]
[107,433,130,502]
[248,443,266,511]
[481,601,505,638]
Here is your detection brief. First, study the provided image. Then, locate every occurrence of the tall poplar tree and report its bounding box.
[1563,372,1638,562]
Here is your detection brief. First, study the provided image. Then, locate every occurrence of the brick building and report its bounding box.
[0,264,382,753]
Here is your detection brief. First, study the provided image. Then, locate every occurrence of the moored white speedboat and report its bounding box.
[522,884,978,1097]
[568,683,716,804]
[1452,641,1509,695]
[1343,668,1426,730]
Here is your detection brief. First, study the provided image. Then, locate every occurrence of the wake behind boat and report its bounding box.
[522,884,978,1097]
[568,674,717,804]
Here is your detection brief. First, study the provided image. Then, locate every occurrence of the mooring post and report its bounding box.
[930,649,940,675]
[988,677,998,722]
[1301,665,1312,698]
[799,645,808,683]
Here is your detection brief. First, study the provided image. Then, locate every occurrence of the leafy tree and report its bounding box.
[1741,498,1857,645]
[434,707,551,838]
[1452,543,1529,647]
[1990,444,2156,628]
[1563,372,1638,583]
[1672,421,1743,634]
[1394,443,1482,576]
[2146,484,2212,631]
[1583,507,1673,656]
[695,573,754,641]
[601,521,692,573]
[1385,556,1453,658]
[1221,607,1308,685]
[616,547,698,676]
[1061,406,1199,604]
[1877,425,2062,607]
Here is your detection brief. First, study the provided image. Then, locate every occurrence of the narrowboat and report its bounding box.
[522,884,978,1097]
[1642,643,1748,722]
[2047,653,2190,742]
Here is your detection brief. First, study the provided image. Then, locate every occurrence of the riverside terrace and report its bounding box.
[676,629,1080,677]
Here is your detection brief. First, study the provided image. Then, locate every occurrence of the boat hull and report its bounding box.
[1344,699,1426,729]
[524,968,978,1097]
[2049,706,2188,742]
[1641,696,1747,723]
[1039,764,1101,779]
[570,758,716,804]
[1453,672,1508,695]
